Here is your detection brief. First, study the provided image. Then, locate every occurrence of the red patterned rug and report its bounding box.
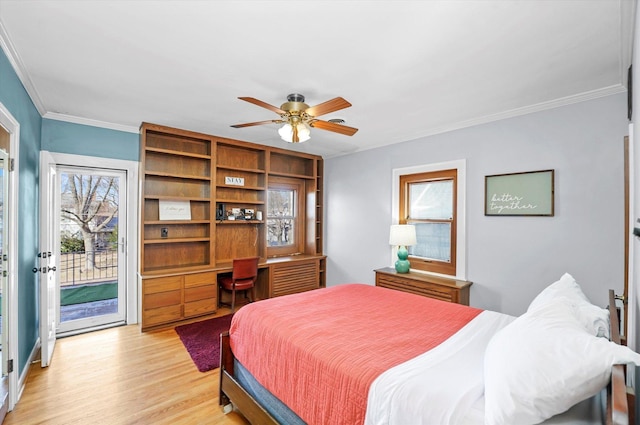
[175,314,234,372]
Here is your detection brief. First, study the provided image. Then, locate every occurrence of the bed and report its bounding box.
[219,274,639,425]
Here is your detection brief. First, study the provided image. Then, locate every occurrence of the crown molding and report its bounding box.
[0,20,46,116]
[402,84,627,144]
[43,112,139,134]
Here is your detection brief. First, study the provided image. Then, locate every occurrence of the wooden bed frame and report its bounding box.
[219,289,633,425]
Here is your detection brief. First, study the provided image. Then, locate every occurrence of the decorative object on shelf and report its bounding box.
[231,93,358,143]
[256,211,262,221]
[389,224,417,273]
[225,176,245,186]
[216,203,226,220]
[231,208,243,220]
[159,200,191,220]
[485,169,554,216]
[242,208,255,220]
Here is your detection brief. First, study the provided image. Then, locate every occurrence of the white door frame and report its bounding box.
[0,102,19,411]
[42,152,139,328]
[39,151,57,367]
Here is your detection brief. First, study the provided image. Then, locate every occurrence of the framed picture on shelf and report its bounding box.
[159,200,191,220]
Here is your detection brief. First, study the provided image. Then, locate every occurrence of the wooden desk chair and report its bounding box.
[218,256,259,313]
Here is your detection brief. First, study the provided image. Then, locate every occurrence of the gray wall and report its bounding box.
[325,93,627,316]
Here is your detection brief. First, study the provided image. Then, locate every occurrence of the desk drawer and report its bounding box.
[185,284,216,303]
[144,275,182,294]
[184,298,216,317]
[143,305,182,327]
[185,271,217,288]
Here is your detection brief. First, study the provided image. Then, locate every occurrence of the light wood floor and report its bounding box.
[4,310,250,425]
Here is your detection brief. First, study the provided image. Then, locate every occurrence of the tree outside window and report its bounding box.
[267,189,294,246]
[267,176,305,256]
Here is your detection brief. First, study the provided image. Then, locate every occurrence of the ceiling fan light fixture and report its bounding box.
[232,94,357,142]
[278,122,311,143]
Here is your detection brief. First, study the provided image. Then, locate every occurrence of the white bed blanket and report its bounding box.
[364,310,514,425]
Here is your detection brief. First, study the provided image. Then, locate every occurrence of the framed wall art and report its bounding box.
[485,169,554,216]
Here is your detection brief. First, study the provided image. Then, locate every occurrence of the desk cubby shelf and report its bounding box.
[268,171,316,180]
[145,146,211,159]
[216,199,264,204]
[144,237,210,244]
[216,164,266,173]
[146,170,211,181]
[217,220,262,225]
[144,220,210,225]
[216,185,265,191]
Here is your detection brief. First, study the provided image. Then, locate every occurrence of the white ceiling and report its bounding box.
[0,0,635,158]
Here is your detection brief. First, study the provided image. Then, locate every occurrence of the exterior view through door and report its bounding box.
[56,166,127,336]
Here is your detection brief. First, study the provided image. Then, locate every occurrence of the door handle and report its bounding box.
[32,267,56,273]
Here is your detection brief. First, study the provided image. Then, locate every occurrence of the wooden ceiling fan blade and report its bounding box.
[238,97,287,115]
[310,119,358,136]
[305,97,352,117]
[231,119,282,128]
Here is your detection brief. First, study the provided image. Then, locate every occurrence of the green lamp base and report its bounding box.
[394,246,410,273]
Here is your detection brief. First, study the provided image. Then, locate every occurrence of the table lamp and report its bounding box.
[389,224,417,273]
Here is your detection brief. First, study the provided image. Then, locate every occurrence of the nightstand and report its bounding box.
[374,267,472,305]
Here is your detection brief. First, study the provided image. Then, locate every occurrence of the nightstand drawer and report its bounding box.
[374,267,472,305]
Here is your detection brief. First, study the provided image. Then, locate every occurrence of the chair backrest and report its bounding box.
[232,256,260,281]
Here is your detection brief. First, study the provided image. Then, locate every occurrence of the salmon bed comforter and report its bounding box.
[229,283,482,425]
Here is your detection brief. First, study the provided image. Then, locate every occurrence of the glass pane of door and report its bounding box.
[56,166,126,335]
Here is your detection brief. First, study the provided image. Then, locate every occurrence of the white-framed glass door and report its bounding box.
[55,166,127,335]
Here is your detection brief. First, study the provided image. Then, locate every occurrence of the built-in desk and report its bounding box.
[140,255,326,331]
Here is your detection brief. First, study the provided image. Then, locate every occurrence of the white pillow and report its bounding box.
[484,298,640,425]
[528,273,610,338]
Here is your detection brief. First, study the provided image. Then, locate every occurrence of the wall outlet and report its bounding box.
[161,227,168,238]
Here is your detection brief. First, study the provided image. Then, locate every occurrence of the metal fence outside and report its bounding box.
[59,249,118,287]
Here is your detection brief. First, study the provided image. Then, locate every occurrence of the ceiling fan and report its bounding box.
[231,93,358,143]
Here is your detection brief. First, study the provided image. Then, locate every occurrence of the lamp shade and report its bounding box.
[389,224,417,246]
[278,122,311,143]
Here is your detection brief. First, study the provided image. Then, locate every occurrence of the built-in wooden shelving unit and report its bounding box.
[139,123,325,330]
